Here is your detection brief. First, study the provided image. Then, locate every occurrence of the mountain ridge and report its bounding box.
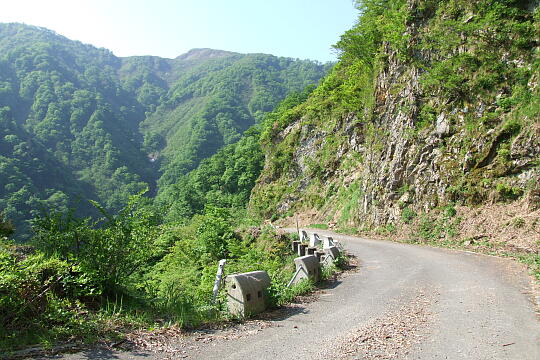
[0,22,329,238]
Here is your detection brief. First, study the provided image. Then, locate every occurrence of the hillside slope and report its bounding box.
[0,23,152,236]
[0,23,329,238]
[135,51,330,193]
[251,0,539,254]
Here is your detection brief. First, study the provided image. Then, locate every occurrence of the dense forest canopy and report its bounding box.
[0,23,330,239]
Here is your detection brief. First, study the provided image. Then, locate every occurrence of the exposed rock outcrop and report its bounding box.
[251,0,539,238]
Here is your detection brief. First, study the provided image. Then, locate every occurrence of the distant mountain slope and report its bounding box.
[118,49,239,111]
[139,52,330,192]
[0,23,329,238]
[117,47,330,195]
[0,23,152,237]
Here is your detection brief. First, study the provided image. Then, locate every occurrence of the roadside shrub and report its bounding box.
[444,204,457,218]
[401,207,417,224]
[266,278,314,308]
[32,191,160,293]
[0,247,98,349]
[416,210,460,242]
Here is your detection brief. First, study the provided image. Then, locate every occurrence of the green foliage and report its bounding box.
[321,262,338,281]
[32,190,160,292]
[157,127,264,221]
[321,251,349,278]
[495,182,524,201]
[0,213,14,238]
[401,207,417,224]
[338,182,363,226]
[376,223,397,235]
[143,216,298,325]
[1,195,316,350]
[415,210,461,242]
[259,85,316,147]
[0,24,154,239]
[0,247,101,350]
[266,279,314,308]
[334,0,409,65]
[444,204,457,218]
[419,0,536,106]
[0,24,328,240]
[195,207,238,262]
[500,117,522,137]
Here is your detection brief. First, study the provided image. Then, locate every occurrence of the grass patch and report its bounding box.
[511,253,540,282]
[309,223,329,230]
[375,223,397,236]
[267,279,315,307]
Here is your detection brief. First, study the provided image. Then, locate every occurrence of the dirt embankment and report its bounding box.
[277,199,540,256]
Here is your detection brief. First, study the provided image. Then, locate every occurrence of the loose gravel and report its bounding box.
[324,287,439,359]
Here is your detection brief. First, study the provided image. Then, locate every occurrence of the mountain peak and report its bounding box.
[175,48,238,62]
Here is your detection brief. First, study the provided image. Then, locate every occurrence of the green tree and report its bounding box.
[32,190,160,291]
[0,213,14,238]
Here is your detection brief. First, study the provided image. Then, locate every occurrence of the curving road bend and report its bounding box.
[56,230,539,359]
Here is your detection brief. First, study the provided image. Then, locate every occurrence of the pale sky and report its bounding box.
[0,0,359,62]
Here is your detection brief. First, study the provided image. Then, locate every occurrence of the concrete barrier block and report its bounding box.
[225,271,271,318]
[323,236,335,249]
[299,230,309,242]
[298,243,308,256]
[292,240,300,253]
[309,233,322,247]
[293,255,321,284]
[306,246,317,255]
[324,246,340,260]
[315,250,325,262]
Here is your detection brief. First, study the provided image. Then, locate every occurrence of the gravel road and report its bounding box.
[47,230,539,359]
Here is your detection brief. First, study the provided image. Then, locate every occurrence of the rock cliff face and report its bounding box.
[251,0,539,245]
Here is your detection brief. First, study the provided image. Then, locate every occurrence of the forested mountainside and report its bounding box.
[2,0,539,352]
[0,23,329,238]
[251,0,539,252]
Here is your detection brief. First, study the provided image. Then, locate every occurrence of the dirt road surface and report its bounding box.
[46,230,540,359]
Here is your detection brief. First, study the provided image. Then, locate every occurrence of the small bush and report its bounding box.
[416,210,460,242]
[376,223,397,235]
[418,215,435,241]
[444,204,457,218]
[496,183,524,201]
[401,207,417,224]
[266,279,314,308]
[321,262,338,280]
